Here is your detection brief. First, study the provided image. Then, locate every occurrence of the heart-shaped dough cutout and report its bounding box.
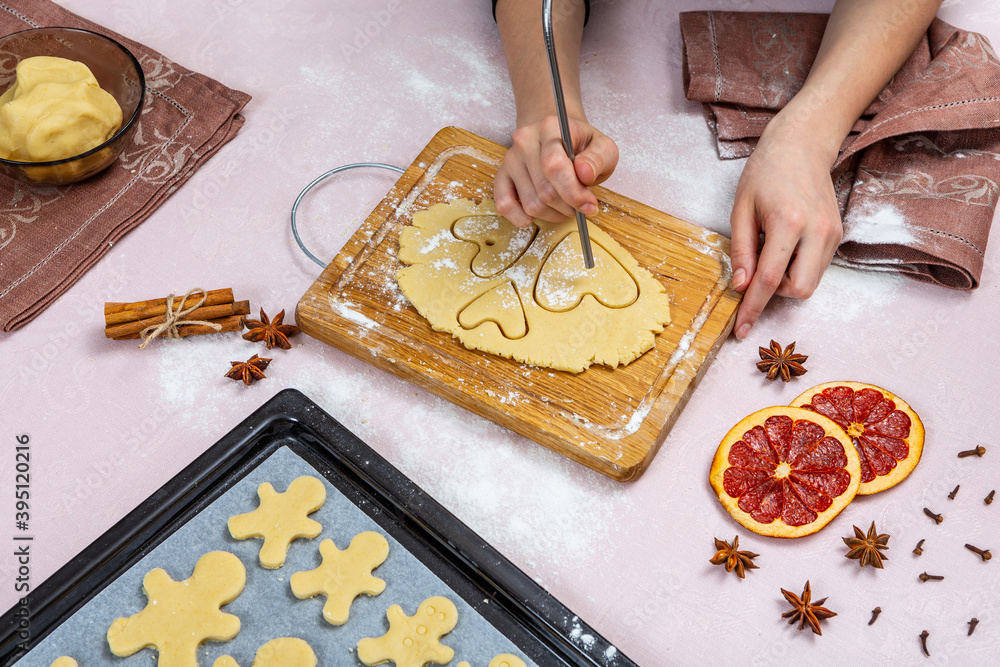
[457,281,526,339]
[453,215,537,278]
[535,233,638,311]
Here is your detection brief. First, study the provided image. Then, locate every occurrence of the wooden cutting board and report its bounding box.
[296,126,741,481]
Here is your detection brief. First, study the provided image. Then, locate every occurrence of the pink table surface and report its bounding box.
[2,0,999,664]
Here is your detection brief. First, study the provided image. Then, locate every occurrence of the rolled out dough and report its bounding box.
[396,199,671,373]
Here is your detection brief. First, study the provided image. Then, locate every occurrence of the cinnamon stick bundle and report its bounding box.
[105,300,250,338]
[104,288,247,344]
[105,288,234,325]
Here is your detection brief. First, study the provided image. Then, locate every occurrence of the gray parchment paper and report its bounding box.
[21,446,535,666]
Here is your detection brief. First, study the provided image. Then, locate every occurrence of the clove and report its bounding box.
[986,490,995,505]
[868,607,882,625]
[965,544,992,561]
[948,484,960,500]
[923,507,943,524]
[957,445,986,458]
[968,618,979,636]
[920,630,930,657]
[913,538,925,556]
[919,572,945,582]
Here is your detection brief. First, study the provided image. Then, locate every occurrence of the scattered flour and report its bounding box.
[504,263,536,290]
[842,201,918,246]
[792,263,904,322]
[594,103,743,235]
[418,230,453,254]
[156,334,256,413]
[386,397,634,575]
[568,616,597,649]
[535,282,578,310]
[536,256,588,309]
[333,300,377,329]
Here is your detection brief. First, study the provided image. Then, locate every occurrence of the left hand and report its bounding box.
[728,110,844,339]
[494,114,618,228]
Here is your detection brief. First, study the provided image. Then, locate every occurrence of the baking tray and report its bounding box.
[0,389,635,666]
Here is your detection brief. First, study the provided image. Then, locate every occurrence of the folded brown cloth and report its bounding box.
[681,11,1000,289]
[0,1,250,331]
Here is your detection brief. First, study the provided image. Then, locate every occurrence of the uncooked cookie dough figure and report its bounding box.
[491,0,941,339]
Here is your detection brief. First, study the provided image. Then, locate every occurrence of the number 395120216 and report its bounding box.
[15,434,30,526]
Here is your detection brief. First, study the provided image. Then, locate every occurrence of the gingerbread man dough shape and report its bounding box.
[457,656,527,667]
[107,551,245,667]
[49,659,78,667]
[213,637,317,667]
[290,531,389,625]
[357,596,458,667]
[228,475,326,568]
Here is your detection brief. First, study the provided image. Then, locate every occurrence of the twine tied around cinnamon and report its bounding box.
[138,288,223,349]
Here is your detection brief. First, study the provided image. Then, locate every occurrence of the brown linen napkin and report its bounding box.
[680,12,1000,290]
[0,0,251,331]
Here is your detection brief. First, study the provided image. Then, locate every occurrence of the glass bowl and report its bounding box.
[0,27,145,186]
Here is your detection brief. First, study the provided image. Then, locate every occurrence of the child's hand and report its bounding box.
[729,108,844,339]
[494,114,618,228]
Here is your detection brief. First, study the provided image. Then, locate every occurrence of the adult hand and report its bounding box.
[494,114,619,228]
[729,111,844,340]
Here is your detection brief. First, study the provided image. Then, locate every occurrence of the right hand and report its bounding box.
[494,115,619,227]
[728,100,845,339]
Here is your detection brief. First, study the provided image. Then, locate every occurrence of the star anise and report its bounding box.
[756,340,808,382]
[710,535,760,578]
[242,308,298,350]
[225,354,271,385]
[780,581,837,635]
[843,521,890,568]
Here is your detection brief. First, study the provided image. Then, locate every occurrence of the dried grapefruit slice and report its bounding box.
[791,381,924,495]
[710,406,861,538]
